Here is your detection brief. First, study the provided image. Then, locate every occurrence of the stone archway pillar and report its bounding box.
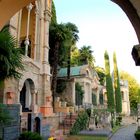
[39,0,53,117]
[17,89,23,115]
[72,79,75,105]
[31,91,39,113]
[34,2,40,61]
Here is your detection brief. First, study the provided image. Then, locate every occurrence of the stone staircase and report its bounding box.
[59,113,78,135]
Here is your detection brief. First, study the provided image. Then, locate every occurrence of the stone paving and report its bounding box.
[79,129,112,137]
[109,124,137,140]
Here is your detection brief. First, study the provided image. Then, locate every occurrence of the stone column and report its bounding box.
[34,1,39,61]
[72,79,75,105]
[25,3,33,56]
[41,8,51,103]
[17,9,22,43]
[31,91,38,113]
[83,82,86,106]
[31,92,35,105]
[89,83,92,104]
[40,1,53,116]
[17,89,22,115]
[43,10,50,65]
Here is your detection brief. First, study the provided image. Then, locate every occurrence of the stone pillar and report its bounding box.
[40,0,53,116]
[17,9,22,43]
[96,86,101,105]
[72,79,75,105]
[25,3,33,56]
[41,6,52,102]
[31,92,35,105]
[17,89,22,115]
[43,10,50,66]
[31,91,39,113]
[89,83,92,104]
[83,82,86,105]
[34,1,39,61]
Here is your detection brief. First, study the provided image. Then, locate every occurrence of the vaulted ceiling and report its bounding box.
[0,0,35,30]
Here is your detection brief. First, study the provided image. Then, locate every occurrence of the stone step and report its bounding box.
[59,114,78,135]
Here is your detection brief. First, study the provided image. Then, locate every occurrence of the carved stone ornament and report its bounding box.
[132,45,140,66]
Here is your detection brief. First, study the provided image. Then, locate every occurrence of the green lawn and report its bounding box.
[65,135,108,140]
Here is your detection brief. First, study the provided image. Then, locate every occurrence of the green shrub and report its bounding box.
[135,130,140,140]
[18,131,43,140]
[70,111,89,135]
[115,115,122,126]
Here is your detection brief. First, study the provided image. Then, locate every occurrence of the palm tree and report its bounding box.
[79,45,95,67]
[0,27,23,80]
[0,27,24,124]
[49,22,79,107]
[49,23,71,107]
[65,22,79,79]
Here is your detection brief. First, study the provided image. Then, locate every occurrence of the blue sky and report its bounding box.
[53,0,140,83]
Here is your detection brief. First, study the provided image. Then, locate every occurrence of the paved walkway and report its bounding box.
[110,124,137,140]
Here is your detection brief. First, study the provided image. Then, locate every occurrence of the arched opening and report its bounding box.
[99,93,104,105]
[75,83,83,106]
[92,93,97,106]
[33,117,40,133]
[20,78,35,112]
[54,0,139,82]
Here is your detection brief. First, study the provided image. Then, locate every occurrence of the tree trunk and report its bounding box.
[0,80,4,103]
[67,46,71,79]
[51,42,59,109]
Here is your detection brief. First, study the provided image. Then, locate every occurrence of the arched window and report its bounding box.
[92,93,97,105]
[99,93,104,105]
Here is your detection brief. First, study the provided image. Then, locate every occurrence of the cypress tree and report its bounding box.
[104,51,115,112]
[51,0,57,25]
[113,52,122,113]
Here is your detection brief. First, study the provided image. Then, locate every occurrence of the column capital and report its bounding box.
[24,38,30,46]
[35,8,39,16]
[26,3,33,11]
[44,10,51,21]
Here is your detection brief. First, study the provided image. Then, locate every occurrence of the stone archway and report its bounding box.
[0,0,140,42]
[20,78,35,112]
